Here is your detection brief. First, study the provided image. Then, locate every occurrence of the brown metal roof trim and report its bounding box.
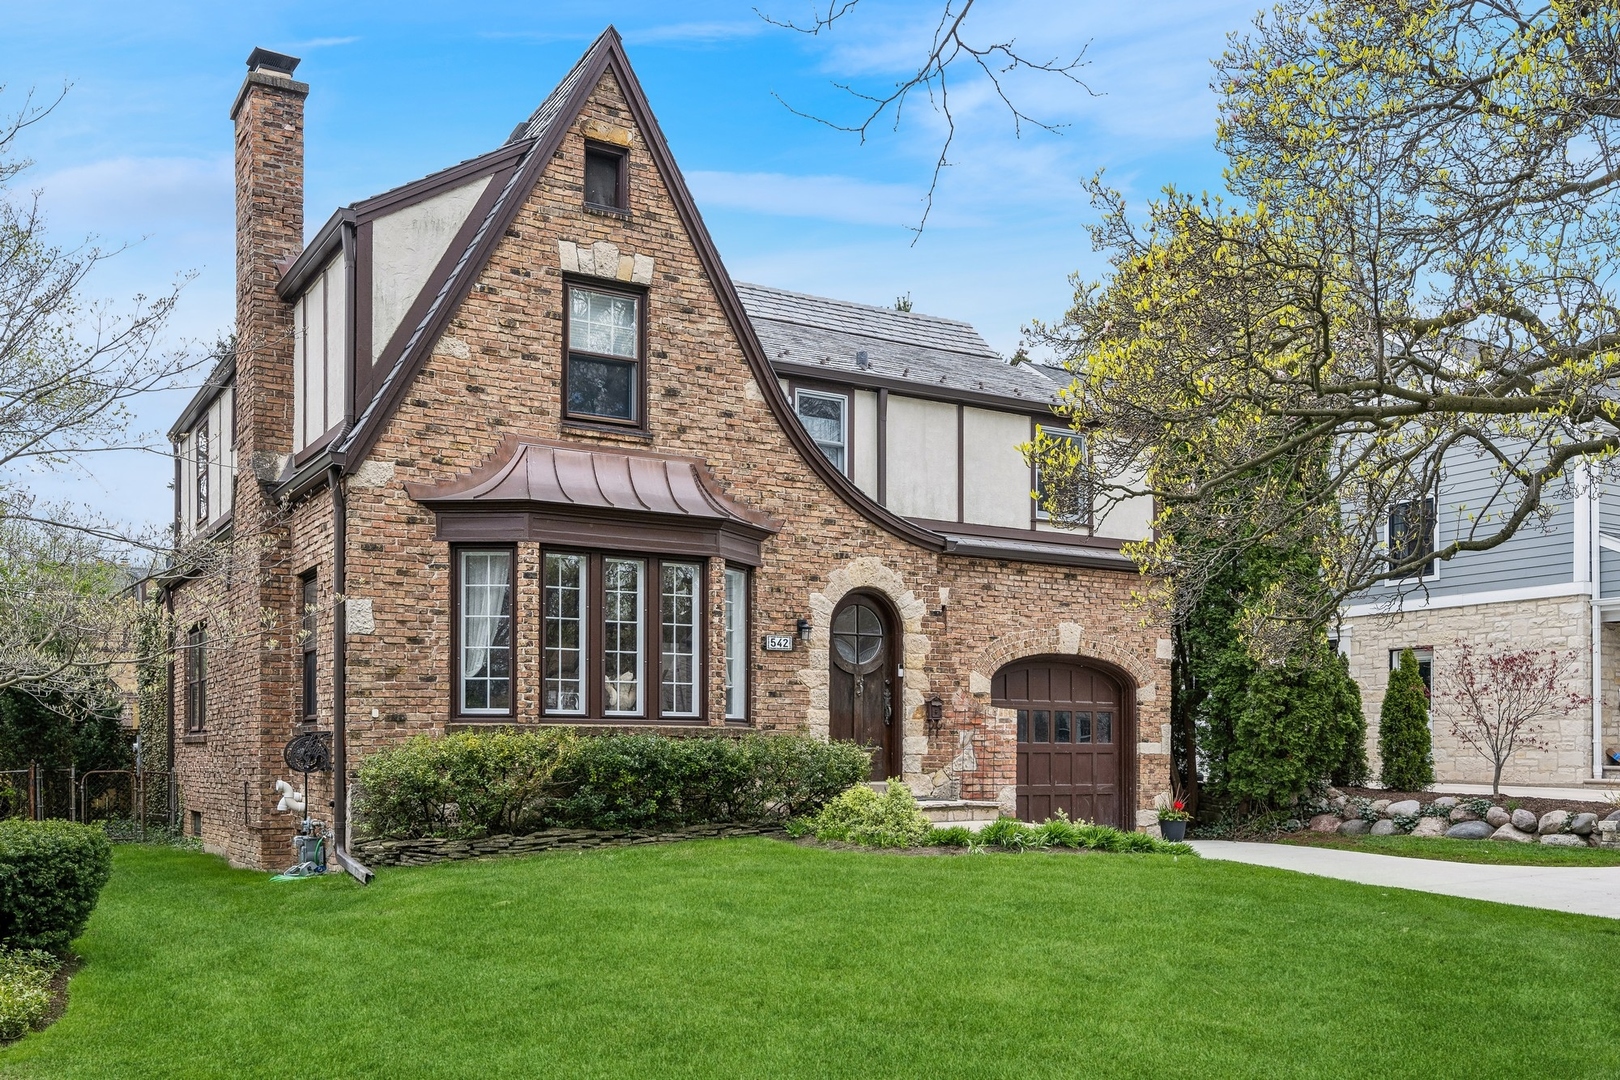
[406,434,782,535]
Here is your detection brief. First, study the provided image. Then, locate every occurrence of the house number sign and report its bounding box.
[762,634,796,652]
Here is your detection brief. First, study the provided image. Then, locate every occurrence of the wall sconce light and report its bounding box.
[925,695,944,735]
[796,617,812,642]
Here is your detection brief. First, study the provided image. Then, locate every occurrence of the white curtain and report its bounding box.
[462,552,508,683]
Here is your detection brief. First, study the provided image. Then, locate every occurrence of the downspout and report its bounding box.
[168,440,180,782]
[328,460,371,883]
[1591,475,1605,782]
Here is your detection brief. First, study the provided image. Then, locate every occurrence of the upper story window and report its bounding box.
[584,142,628,211]
[194,416,210,525]
[1034,425,1086,526]
[565,284,641,425]
[795,389,848,473]
[1387,496,1437,580]
[457,548,514,716]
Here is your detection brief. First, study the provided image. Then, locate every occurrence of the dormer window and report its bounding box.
[584,142,627,211]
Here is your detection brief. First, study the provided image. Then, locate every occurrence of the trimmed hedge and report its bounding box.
[356,731,874,839]
[0,821,113,954]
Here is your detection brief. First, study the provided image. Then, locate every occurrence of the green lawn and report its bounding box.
[4,840,1619,1079]
[1280,833,1620,866]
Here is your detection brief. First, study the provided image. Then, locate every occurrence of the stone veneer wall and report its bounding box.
[1343,593,1596,785]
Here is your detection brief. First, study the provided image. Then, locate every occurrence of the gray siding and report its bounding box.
[1364,445,1573,599]
[1599,479,1620,598]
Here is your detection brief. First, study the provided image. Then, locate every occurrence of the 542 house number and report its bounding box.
[761,634,796,652]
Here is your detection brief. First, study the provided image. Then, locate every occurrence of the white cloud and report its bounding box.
[626,21,769,46]
[686,169,981,228]
[33,155,233,243]
[285,36,360,50]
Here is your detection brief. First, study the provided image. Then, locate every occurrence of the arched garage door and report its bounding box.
[994,659,1127,827]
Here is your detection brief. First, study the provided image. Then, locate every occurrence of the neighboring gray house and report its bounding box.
[1341,452,1620,788]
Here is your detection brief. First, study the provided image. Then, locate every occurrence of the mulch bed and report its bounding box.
[1339,787,1615,819]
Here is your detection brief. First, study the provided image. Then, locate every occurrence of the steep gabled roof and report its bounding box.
[738,282,1060,407]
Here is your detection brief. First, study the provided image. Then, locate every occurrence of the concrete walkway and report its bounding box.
[1189,841,1620,920]
[1431,781,1618,801]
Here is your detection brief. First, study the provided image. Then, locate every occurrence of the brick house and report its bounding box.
[163,31,1171,871]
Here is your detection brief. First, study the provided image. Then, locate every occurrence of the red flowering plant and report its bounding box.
[1156,798,1191,823]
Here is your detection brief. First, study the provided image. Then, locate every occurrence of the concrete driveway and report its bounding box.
[1189,840,1620,920]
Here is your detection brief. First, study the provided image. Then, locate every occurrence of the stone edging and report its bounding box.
[1302,793,1620,847]
[352,823,784,867]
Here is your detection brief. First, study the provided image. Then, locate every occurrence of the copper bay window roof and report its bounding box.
[405,436,782,565]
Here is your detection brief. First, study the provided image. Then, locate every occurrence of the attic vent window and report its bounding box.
[855,350,870,369]
[584,142,627,211]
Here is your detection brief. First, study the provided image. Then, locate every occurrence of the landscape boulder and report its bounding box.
[1339,819,1372,836]
[1605,810,1620,823]
[1369,820,1397,836]
[1309,814,1342,834]
[1433,796,1458,809]
[1445,821,1494,840]
[1449,808,1478,823]
[1485,807,1511,828]
[1410,817,1449,838]
[1540,833,1587,848]
[1511,808,1539,833]
[1370,800,1391,816]
[1571,813,1598,836]
[1387,800,1421,818]
[1490,824,1536,843]
[1537,810,1569,835]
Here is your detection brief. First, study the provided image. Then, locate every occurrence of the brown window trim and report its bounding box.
[450,543,519,720]
[1030,419,1094,533]
[583,140,630,212]
[785,379,854,480]
[299,571,318,721]
[184,623,207,733]
[561,277,649,432]
[540,547,709,724]
[722,563,752,725]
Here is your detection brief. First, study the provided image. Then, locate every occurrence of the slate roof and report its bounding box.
[736,282,1061,406]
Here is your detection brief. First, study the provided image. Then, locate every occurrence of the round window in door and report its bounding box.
[994,659,1128,827]
[830,596,895,780]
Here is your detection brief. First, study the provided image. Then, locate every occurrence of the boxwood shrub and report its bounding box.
[0,821,114,954]
[356,730,873,838]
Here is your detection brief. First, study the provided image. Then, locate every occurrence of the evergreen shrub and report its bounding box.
[0,821,113,953]
[356,731,873,838]
[804,781,933,848]
[1379,648,1435,790]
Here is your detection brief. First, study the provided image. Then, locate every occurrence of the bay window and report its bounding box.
[723,567,748,720]
[542,550,708,721]
[457,548,514,715]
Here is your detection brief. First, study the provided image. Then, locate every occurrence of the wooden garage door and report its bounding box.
[994,660,1124,827]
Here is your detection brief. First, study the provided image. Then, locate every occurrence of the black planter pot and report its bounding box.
[1159,819,1187,842]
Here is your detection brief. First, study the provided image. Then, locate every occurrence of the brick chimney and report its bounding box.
[231,47,306,469]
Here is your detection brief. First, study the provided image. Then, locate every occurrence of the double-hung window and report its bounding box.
[794,389,848,473]
[457,548,514,715]
[723,566,749,720]
[300,573,317,720]
[1387,496,1437,580]
[1034,425,1087,526]
[195,416,210,525]
[543,551,706,720]
[565,285,641,425]
[185,624,207,733]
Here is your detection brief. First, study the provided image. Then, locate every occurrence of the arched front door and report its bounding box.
[829,594,897,780]
[994,659,1128,826]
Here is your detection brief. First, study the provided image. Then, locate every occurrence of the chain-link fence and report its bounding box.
[0,764,177,839]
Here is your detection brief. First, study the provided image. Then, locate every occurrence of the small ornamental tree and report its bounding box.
[1379,649,1434,791]
[1442,641,1588,796]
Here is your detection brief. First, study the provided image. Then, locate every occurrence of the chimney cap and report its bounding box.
[246,47,301,77]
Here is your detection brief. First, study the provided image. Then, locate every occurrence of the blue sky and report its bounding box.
[0,0,1263,529]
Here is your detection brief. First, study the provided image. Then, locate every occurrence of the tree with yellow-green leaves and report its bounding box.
[1029,0,1620,655]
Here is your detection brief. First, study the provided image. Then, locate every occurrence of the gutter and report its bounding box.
[327,457,372,884]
